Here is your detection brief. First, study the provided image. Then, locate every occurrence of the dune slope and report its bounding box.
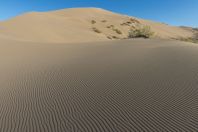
[0,8,195,43]
[0,39,197,131]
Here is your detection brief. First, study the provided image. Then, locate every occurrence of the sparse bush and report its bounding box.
[106,26,111,28]
[179,37,198,44]
[113,28,122,34]
[112,36,119,39]
[179,30,198,43]
[128,25,154,38]
[101,20,107,23]
[126,21,132,24]
[121,21,131,26]
[121,19,140,26]
[91,20,96,24]
[92,27,102,33]
[130,25,136,29]
[129,18,140,24]
[106,25,114,29]
[194,31,198,39]
[107,36,112,39]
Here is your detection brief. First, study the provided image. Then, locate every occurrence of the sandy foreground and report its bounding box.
[0,39,198,131]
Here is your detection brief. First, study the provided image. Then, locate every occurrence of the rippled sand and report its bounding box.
[0,39,197,131]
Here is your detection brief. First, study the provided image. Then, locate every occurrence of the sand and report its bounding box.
[0,39,197,131]
[0,8,195,43]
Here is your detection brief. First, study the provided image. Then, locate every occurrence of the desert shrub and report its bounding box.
[106,25,114,29]
[180,31,198,43]
[101,20,107,23]
[106,26,111,28]
[92,27,102,33]
[112,36,119,39]
[194,31,198,39]
[129,18,140,24]
[179,37,198,44]
[107,36,112,39]
[128,25,154,38]
[91,20,96,24]
[120,23,125,26]
[120,22,131,26]
[126,21,132,24]
[113,28,122,34]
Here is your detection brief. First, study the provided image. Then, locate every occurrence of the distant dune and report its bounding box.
[0,8,196,43]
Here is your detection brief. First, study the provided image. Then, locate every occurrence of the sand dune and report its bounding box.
[0,7,197,132]
[0,39,197,131]
[0,8,196,43]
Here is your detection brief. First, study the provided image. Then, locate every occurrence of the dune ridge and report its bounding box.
[0,8,196,43]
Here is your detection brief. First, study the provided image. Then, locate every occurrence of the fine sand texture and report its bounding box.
[0,8,195,43]
[0,39,198,131]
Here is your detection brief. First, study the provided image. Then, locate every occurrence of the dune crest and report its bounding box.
[0,8,196,43]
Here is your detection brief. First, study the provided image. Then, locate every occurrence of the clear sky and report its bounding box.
[0,0,197,27]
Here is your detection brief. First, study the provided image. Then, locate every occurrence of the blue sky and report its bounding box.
[0,0,197,27]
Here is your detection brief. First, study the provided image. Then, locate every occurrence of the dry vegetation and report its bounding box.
[106,24,122,34]
[112,36,119,39]
[113,28,122,34]
[178,37,198,44]
[120,18,140,27]
[107,36,112,39]
[106,25,114,29]
[101,20,107,23]
[178,29,198,44]
[121,21,132,26]
[92,27,102,33]
[91,20,96,24]
[129,18,140,24]
[128,25,154,38]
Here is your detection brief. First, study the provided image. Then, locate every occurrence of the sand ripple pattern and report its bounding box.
[0,40,198,131]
